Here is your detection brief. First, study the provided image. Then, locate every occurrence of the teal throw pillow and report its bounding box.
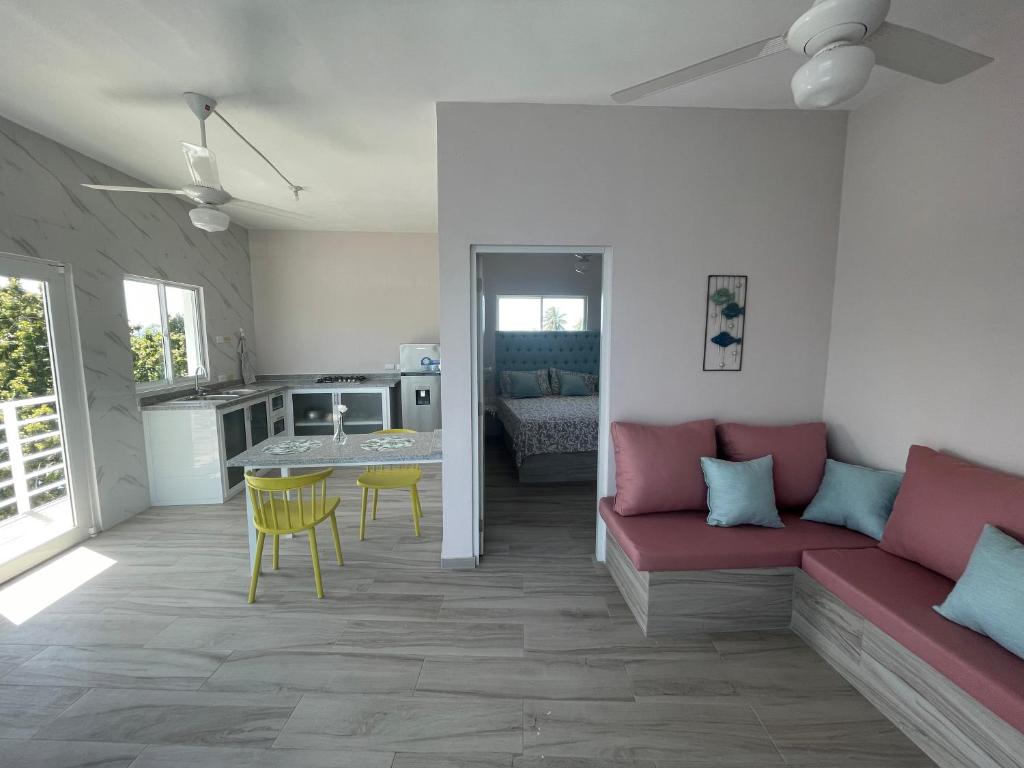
[701,455,783,528]
[935,524,1024,660]
[559,373,589,396]
[508,371,542,398]
[802,459,903,540]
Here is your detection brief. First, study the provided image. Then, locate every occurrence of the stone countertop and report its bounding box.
[227,430,442,467]
[140,375,402,412]
[139,383,288,412]
[261,374,401,388]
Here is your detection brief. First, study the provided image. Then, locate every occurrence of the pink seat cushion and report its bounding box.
[599,497,875,571]
[881,445,1024,581]
[611,419,716,516]
[716,422,826,508]
[803,547,1024,733]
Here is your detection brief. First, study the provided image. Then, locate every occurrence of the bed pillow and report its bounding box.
[550,368,597,395]
[612,419,716,516]
[559,373,590,396]
[880,445,1024,581]
[701,456,783,528]
[935,525,1024,660]
[802,459,903,540]
[500,369,552,398]
[507,371,543,398]
[717,422,827,509]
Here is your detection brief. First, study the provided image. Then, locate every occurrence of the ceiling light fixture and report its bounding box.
[189,205,230,232]
[791,43,875,108]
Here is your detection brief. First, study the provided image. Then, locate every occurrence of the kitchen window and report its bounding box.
[496,295,587,332]
[123,276,207,391]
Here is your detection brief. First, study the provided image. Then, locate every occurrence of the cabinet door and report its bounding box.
[249,399,269,446]
[337,391,385,434]
[222,407,247,491]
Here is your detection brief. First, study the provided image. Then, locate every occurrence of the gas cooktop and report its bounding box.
[315,374,367,384]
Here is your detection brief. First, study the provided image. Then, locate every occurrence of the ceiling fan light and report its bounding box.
[791,43,875,109]
[189,205,230,232]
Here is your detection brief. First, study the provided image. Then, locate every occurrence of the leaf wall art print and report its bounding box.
[703,275,747,371]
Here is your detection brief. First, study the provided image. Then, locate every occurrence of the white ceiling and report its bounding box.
[0,0,1011,232]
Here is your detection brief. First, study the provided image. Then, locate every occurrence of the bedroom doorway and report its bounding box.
[472,248,609,561]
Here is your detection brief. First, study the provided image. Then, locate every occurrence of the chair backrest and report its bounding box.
[245,468,333,533]
[365,428,419,473]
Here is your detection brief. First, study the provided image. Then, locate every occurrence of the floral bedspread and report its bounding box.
[496,395,599,465]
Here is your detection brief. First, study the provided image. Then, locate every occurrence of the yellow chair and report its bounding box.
[356,428,423,540]
[245,468,342,602]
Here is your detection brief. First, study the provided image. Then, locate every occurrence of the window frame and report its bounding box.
[496,294,589,332]
[123,275,209,393]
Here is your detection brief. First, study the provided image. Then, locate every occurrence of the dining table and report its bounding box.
[227,429,442,568]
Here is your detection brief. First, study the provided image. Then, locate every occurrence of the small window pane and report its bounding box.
[124,280,164,383]
[165,285,203,379]
[498,297,542,331]
[542,297,586,331]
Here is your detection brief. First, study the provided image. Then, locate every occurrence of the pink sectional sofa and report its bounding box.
[601,429,1024,768]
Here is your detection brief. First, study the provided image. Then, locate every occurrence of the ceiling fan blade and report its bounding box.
[81,184,185,194]
[612,36,788,103]
[224,199,311,221]
[866,22,993,84]
[181,142,222,189]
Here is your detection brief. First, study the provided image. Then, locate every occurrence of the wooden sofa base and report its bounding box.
[792,570,1024,768]
[604,535,1023,767]
[604,533,795,635]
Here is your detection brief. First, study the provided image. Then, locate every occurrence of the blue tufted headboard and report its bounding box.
[494,331,601,379]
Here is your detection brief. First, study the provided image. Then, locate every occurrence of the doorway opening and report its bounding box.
[0,253,96,584]
[472,248,610,561]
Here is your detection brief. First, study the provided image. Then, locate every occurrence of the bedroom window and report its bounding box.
[497,295,587,332]
[123,276,207,391]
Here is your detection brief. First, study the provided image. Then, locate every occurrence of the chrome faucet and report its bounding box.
[194,365,208,396]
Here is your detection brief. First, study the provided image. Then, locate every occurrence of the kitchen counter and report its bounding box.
[140,375,401,412]
[140,382,287,411]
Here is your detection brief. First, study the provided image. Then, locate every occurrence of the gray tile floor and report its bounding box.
[0,447,935,767]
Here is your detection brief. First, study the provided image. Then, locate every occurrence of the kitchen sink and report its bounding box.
[224,388,259,395]
[177,393,241,402]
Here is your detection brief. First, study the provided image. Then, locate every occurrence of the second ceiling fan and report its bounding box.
[612,0,993,109]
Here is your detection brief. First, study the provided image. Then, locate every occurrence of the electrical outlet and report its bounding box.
[384,363,396,370]
[217,373,231,382]
[215,334,233,344]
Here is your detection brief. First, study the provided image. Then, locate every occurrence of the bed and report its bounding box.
[493,330,600,484]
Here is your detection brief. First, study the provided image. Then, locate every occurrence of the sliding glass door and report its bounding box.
[0,253,95,584]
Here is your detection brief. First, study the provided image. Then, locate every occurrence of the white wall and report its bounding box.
[250,230,439,374]
[0,115,253,529]
[480,252,602,394]
[823,11,1024,475]
[438,103,848,560]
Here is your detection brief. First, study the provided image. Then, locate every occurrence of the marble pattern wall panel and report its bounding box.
[0,115,253,528]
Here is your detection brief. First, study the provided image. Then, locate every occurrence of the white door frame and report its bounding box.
[0,251,99,584]
[469,245,613,562]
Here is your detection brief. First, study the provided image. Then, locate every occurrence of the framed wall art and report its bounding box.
[703,275,747,371]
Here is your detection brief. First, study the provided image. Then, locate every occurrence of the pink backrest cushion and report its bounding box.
[716,422,827,508]
[611,419,716,516]
[880,445,1024,580]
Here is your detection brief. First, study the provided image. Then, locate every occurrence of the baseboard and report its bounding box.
[441,556,477,570]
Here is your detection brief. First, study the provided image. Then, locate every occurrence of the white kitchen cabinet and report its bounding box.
[144,392,278,505]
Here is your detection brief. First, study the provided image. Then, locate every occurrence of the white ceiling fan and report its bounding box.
[612,0,994,109]
[82,92,307,232]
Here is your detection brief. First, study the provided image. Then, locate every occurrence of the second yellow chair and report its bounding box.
[356,429,423,540]
[245,468,343,602]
